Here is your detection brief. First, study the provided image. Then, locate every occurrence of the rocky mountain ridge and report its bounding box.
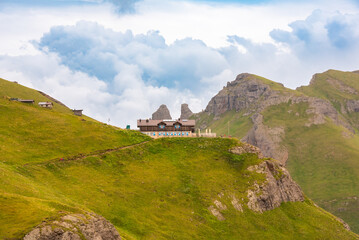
[202,72,355,164]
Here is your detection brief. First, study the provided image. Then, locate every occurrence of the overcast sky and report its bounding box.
[1,0,359,128]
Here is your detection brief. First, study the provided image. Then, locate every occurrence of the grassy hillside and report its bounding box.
[1,138,357,239]
[0,76,357,239]
[298,70,359,102]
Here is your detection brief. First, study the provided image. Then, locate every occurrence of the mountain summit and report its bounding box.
[152,104,172,120]
[180,103,193,119]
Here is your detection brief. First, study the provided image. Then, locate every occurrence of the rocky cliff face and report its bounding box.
[23,212,121,240]
[205,73,291,116]
[180,103,193,119]
[246,159,304,212]
[243,113,288,164]
[208,143,304,219]
[152,104,172,120]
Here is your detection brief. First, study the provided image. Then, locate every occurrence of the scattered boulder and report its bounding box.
[23,212,121,240]
[152,104,172,120]
[180,103,193,119]
[346,100,359,113]
[229,141,264,159]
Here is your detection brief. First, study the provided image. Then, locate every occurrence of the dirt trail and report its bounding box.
[25,140,150,166]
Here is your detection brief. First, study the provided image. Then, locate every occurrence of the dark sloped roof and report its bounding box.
[137,119,195,127]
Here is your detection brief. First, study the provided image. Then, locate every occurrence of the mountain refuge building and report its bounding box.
[72,109,83,116]
[137,119,195,138]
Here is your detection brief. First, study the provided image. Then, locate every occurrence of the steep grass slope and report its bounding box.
[0,77,357,239]
[194,70,359,232]
[1,138,357,239]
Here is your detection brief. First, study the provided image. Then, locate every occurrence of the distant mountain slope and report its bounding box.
[297,70,359,129]
[194,70,359,232]
[0,76,357,239]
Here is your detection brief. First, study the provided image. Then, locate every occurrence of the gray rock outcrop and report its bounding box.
[23,212,121,240]
[246,160,305,213]
[152,104,171,120]
[207,143,304,217]
[346,100,359,113]
[180,103,193,119]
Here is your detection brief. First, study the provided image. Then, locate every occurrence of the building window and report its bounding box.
[159,124,165,129]
[175,124,181,129]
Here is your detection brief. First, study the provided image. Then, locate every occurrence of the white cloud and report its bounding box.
[0,0,359,128]
[0,52,205,128]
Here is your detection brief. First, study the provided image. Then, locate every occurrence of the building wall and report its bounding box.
[141,131,194,138]
[198,133,217,138]
[139,126,194,132]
